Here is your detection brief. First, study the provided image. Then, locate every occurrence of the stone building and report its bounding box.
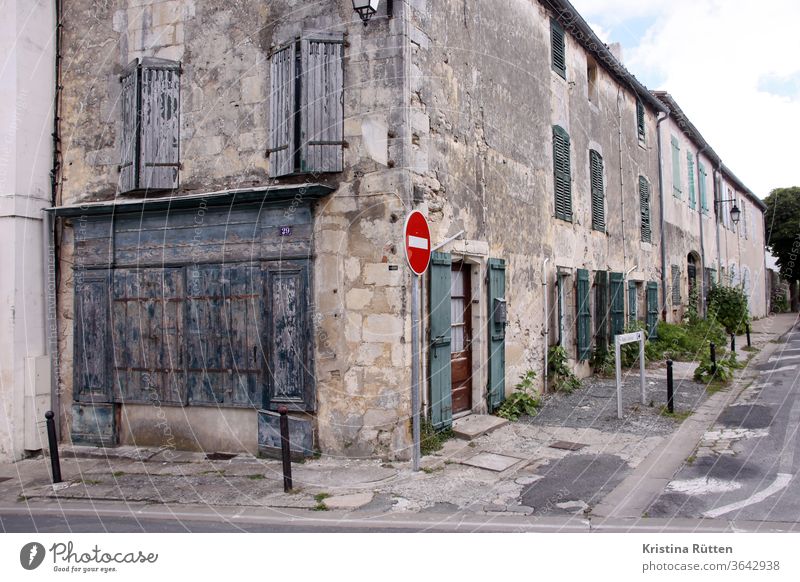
[22,0,767,462]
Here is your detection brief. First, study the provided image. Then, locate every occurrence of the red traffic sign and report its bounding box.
[403,210,431,276]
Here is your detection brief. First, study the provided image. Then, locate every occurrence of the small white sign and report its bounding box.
[407,235,429,250]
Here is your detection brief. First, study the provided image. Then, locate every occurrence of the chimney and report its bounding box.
[608,42,624,64]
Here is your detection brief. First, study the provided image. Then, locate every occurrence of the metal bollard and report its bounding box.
[666,359,674,414]
[746,324,751,348]
[278,406,293,492]
[45,411,62,484]
[710,342,717,375]
[730,333,736,355]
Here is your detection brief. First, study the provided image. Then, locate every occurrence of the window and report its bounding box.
[551,19,566,79]
[268,32,345,178]
[671,265,681,306]
[552,126,572,221]
[590,149,604,231]
[587,58,598,103]
[671,136,681,197]
[639,175,651,243]
[636,99,646,142]
[698,163,708,213]
[119,58,181,193]
[687,152,696,209]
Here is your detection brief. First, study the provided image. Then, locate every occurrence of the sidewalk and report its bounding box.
[2,312,797,520]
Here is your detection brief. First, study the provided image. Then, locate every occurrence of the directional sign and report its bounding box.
[403,210,431,276]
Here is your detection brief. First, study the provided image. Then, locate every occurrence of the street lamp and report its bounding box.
[715,197,741,225]
[352,0,380,25]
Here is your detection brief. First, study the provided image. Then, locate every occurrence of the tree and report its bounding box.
[764,187,800,312]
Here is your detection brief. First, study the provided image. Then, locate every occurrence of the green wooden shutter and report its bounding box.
[639,176,651,243]
[628,280,637,324]
[488,258,506,412]
[671,265,681,306]
[636,100,646,141]
[576,268,591,361]
[550,19,566,78]
[671,136,681,197]
[595,270,609,347]
[428,252,452,429]
[687,153,696,209]
[610,272,625,338]
[646,282,659,339]
[590,149,605,231]
[553,126,572,222]
[698,163,708,212]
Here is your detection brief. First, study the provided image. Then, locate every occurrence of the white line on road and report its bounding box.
[703,473,793,519]
[768,355,800,363]
[766,365,798,374]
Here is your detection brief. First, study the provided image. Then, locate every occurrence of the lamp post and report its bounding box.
[715,197,741,286]
[352,0,380,25]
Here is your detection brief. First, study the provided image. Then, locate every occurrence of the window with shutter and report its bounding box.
[576,269,591,361]
[119,58,181,193]
[267,42,296,178]
[636,99,646,142]
[610,272,625,338]
[590,149,605,231]
[687,153,696,209]
[671,265,681,306]
[551,19,566,79]
[639,175,651,243]
[671,136,681,197]
[595,271,609,347]
[699,163,708,213]
[553,126,572,222]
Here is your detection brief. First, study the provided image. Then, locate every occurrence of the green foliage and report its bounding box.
[693,353,742,384]
[764,187,800,281]
[649,318,726,361]
[590,345,615,376]
[707,285,750,334]
[419,418,453,456]
[685,285,701,324]
[548,346,582,393]
[772,293,789,313]
[496,370,541,420]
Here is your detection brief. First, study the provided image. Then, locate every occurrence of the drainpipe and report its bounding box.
[695,145,708,317]
[656,111,669,321]
[542,258,549,392]
[713,162,723,289]
[617,88,627,271]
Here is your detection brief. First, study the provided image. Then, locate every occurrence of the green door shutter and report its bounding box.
[595,270,609,347]
[628,280,637,324]
[488,258,506,412]
[552,126,572,222]
[646,282,659,339]
[687,153,696,209]
[639,176,652,243]
[429,252,452,430]
[590,150,605,231]
[576,268,591,361]
[698,163,708,212]
[610,272,625,338]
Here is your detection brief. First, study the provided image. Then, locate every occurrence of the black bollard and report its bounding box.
[45,411,62,484]
[731,333,736,355]
[666,360,674,414]
[278,406,292,492]
[746,324,751,348]
[710,342,717,375]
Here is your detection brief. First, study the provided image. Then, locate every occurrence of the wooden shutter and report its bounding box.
[698,163,708,212]
[139,58,180,190]
[590,149,605,231]
[687,153,696,209]
[576,268,591,361]
[639,176,651,243]
[268,42,297,177]
[74,270,112,403]
[301,33,345,173]
[610,272,625,338]
[636,100,646,141]
[595,270,609,346]
[671,136,681,197]
[553,126,572,221]
[628,280,637,324]
[428,252,452,429]
[550,19,566,78]
[646,282,659,338]
[119,61,139,193]
[488,258,506,411]
[671,265,681,306]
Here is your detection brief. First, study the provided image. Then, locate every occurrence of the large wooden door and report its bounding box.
[450,262,472,414]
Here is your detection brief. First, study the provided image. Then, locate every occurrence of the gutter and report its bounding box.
[656,111,669,321]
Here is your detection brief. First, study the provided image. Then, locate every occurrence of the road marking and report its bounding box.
[703,473,793,518]
[766,365,798,374]
[768,355,800,363]
[667,477,742,496]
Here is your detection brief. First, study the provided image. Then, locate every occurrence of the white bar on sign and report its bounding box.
[408,236,429,250]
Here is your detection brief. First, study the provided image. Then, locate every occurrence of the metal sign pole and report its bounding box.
[411,273,421,471]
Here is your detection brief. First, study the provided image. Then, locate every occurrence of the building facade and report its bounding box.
[6,0,766,462]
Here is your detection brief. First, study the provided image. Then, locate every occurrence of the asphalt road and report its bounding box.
[648,326,800,523]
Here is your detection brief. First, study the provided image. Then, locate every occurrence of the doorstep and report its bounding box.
[452,414,508,440]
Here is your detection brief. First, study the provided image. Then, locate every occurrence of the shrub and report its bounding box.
[419,418,453,456]
[707,285,750,334]
[693,353,744,384]
[590,345,616,376]
[772,293,789,314]
[496,370,541,421]
[548,346,582,393]
[650,318,726,361]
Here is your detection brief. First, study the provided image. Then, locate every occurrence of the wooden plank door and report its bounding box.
[450,262,472,414]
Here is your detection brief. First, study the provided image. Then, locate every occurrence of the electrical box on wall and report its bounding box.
[493,297,507,326]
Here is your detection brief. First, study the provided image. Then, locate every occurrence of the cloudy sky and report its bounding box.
[571,0,800,199]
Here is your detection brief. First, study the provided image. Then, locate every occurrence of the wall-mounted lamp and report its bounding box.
[352,0,380,26]
[715,197,741,225]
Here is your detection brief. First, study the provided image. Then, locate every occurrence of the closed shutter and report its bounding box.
[576,268,591,361]
[139,59,180,190]
[595,270,608,346]
[628,280,637,324]
[671,265,681,306]
[671,136,681,197]
[553,126,572,221]
[429,252,453,429]
[488,258,506,411]
[646,282,659,338]
[268,42,297,177]
[550,19,566,78]
[119,62,139,193]
[610,272,625,338]
[687,153,696,209]
[301,33,345,173]
[590,149,605,231]
[74,270,112,403]
[636,100,646,141]
[640,176,651,243]
[698,163,708,212]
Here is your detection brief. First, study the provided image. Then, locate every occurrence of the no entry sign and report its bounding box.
[403,210,431,276]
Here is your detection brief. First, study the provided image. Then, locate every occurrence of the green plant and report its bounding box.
[419,418,453,456]
[313,492,331,511]
[771,293,789,313]
[707,284,750,334]
[649,318,726,362]
[693,353,741,384]
[246,474,265,480]
[112,471,125,478]
[685,285,701,324]
[548,346,581,393]
[590,346,616,376]
[496,370,541,420]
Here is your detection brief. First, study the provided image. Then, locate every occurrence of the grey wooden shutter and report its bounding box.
[671,136,681,197]
[550,19,566,78]
[301,33,345,173]
[553,126,572,221]
[639,176,651,242]
[636,99,646,141]
[139,58,180,190]
[268,42,297,178]
[627,280,637,324]
[119,61,140,193]
[671,265,681,306]
[590,149,604,231]
[74,270,112,403]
